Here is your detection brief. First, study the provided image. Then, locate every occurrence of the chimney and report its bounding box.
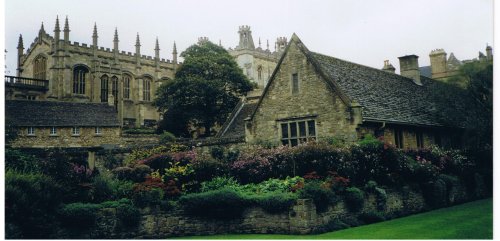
[381,60,396,73]
[398,55,421,85]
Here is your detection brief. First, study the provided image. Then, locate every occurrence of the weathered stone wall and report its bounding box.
[247,39,359,145]
[78,184,475,239]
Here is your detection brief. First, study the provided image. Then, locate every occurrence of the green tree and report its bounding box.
[155,41,253,137]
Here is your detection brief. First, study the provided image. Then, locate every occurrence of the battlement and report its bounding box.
[239,25,251,32]
[430,48,446,56]
[198,37,209,44]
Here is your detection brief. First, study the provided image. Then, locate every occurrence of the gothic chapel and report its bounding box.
[9,16,178,128]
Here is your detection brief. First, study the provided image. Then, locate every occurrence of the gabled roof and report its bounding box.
[250,34,483,129]
[6,100,120,127]
[217,101,257,138]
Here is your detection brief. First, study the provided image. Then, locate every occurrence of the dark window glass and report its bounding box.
[298,121,306,137]
[290,139,298,147]
[281,123,288,138]
[308,121,315,136]
[416,131,424,148]
[73,66,88,94]
[292,73,299,94]
[435,133,442,147]
[290,123,297,138]
[395,129,404,148]
[101,75,109,102]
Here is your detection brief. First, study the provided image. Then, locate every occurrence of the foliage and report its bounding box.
[359,210,386,224]
[100,151,122,170]
[155,40,253,137]
[344,187,365,212]
[299,181,337,212]
[124,145,172,165]
[179,187,249,218]
[5,170,62,238]
[112,164,152,182]
[122,128,156,135]
[100,198,141,227]
[200,176,240,192]
[253,192,298,214]
[89,172,134,202]
[5,148,39,173]
[58,202,100,228]
[159,131,176,144]
[210,146,225,160]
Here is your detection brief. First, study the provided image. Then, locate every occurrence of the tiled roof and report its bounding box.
[309,52,482,128]
[6,100,120,127]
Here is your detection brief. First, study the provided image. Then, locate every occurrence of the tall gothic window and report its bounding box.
[73,66,88,94]
[257,65,263,81]
[123,75,131,99]
[33,55,47,79]
[143,77,151,101]
[101,75,109,102]
[111,76,118,98]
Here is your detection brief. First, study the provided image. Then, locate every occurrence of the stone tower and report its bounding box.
[429,49,447,80]
[236,25,255,50]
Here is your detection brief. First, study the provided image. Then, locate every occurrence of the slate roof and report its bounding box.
[6,100,120,127]
[310,51,481,128]
[217,101,257,138]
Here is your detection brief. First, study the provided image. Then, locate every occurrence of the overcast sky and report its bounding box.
[4,0,494,75]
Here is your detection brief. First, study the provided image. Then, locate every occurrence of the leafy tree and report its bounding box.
[155,41,253,137]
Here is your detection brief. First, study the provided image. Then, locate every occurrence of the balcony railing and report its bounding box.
[5,75,49,90]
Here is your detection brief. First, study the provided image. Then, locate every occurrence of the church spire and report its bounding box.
[172,41,178,70]
[113,28,119,62]
[17,34,24,76]
[17,34,24,49]
[155,37,160,70]
[54,16,61,49]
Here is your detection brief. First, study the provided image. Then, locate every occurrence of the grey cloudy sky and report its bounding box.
[4,0,494,75]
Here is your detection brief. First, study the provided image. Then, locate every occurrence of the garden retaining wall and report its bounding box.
[79,183,472,239]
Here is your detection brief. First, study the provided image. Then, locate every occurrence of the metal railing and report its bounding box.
[5,75,49,90]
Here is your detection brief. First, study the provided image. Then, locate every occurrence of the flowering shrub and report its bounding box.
[230,146,275,183]
[299,181,337,212]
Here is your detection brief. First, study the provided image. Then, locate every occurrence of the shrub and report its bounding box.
[100,151,122,170]
[5,148,39,173]
[210,146,225,160]
[179,188,249,218]
[112,165,151,182]
[359,210,385,224]
[299,181,337,212]
[258,176,305,193]
[344,187,364,212]
[191,157,230,184]
[254,192,297,214]
[374,187,387,211]
[58,203,100,228]
[5,170,62,238]
[200,176,240,192]
[101,198,140,227]
[159,131,176,144]
[422,178,447,208]
[132,176,167,207]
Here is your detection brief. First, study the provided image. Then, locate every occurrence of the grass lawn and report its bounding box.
[177,198,492,239]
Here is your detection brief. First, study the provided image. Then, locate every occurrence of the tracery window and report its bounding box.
[101,75,109,102]
[73,66,88,94]
[111,76,118,98]
[123,75,131,99]
[143,77,151,101]
[33,55,47,79]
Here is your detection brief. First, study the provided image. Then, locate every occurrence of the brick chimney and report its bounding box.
[398,55,421,85]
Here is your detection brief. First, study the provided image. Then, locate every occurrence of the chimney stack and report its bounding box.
[381,60,396,73]
[398,55,421,85]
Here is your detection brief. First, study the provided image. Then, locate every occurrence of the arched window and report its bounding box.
[33,55,47,79]
[123,75,131,99]
[143,77,151,101]
[100,75,109,102]
[73,66,88,94]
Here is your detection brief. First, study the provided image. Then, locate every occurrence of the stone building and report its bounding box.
[227,26,286,90]
[418,45,493,81]
[6,100,121,148]
[9,16,178,128]
[220,34,483,149]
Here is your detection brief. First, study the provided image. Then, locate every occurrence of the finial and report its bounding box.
[266,39,269,50]
[135,33,141,46]
[54,15,60,31]
[64,16,69,31]
[39,22,45,34]
[259,37,261,48]
[93,22,98,37]
[17,34,24,48]
[113,28,118,41]
[173,41,177,54]
[155,37,160,51]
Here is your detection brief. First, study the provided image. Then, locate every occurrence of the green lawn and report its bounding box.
[177,198,493,239]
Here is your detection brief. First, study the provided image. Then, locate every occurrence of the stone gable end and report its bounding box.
[247,40,358,144]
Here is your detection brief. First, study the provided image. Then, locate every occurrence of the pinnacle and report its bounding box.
[64,16,70,31]
[55,15,60,31]
[114,28,119,41]
[93,22,98,37]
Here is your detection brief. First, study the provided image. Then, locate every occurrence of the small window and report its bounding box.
[280,119,316,146]
[72,127,80,136]
[101,75,109,102]
[50,127,57,136]
[95,127,102,135]
[143,77,152,101]
[27,127,35,136]
[291,73,299,94]
[394,129,404,148]
[124,75,131,99]
[416,131,424,148]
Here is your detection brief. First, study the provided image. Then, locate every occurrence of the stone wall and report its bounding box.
[77,184,474,239]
